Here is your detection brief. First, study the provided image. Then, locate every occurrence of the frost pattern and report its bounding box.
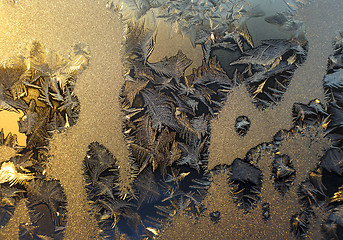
[80,1,343,240]
[0,41,90,239]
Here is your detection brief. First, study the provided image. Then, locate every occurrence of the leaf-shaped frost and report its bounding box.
[153,75,178,92]
[234,115,251,136]
[141,88,178,131]
[57,88,79,121]
[58,44,90,81]
[246,61,296,84]
[121,74,149,108]
[272,154,295,194]
[25,179,67,236]
[183,57,234,115]
[328,90,343,111]
[130,128,177,175]
[24,41,48,66]
[96,197,139,239]
[0,84,27,113]
[290,210,310,238]
[8,80,27,100]
[320,148,343,175]
[327,103,343,136]
[133,167,160,208]
[171,92,198,115]
[0,65,26,91]
[177,135,207,171]
[0,162,34,186]
[49,78,64,102]
[328,54,343,71]
[123,22,156,65]
[108,0,153,21]
[168,140,182,166]
[191,87,216,116]
[83,143,122,201]
[18,223,40,240]
[292,100,328,127]
[148,50,192,81]
[201,40,212,64]
[151,128,176,172]
[70,42,91,60]
[18,99,38,135]
[83,142,118,183]
[47,111,66,134]
[298,180,324,207]
[192,58,232,89]
[265,12,305,40]
[132,114,156,147]
[176,113,200,143]
[264,12,288,26]
[82,142,142,239]
[37,77,53,108]
[94,175,118,200]
[323,68,343,89]
[237,23,255,48]
[157,0,252,48]
[129,143,151,175]
[322,187,343,239]
[230,39,294,66]
[25,107,51,149]
[191,115,209,140]
[53,56,89,94]
[228,158,263,212]
[332,31,343,53]
[0,185,25,227]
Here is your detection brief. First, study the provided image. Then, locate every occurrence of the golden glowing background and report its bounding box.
[0,0,342,239]
[0,111,25,146]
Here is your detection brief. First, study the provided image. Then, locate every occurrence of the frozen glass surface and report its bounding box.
[0,0,343,239]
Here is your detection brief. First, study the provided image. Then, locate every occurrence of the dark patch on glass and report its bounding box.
[290,210,310,238]
[262,202,270,220]
[234,115,251,136]
[209,211,221,224]
[228,159,262,212]
[83,141,210,239]
[229,39,308,110]
[272,154,295,195]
